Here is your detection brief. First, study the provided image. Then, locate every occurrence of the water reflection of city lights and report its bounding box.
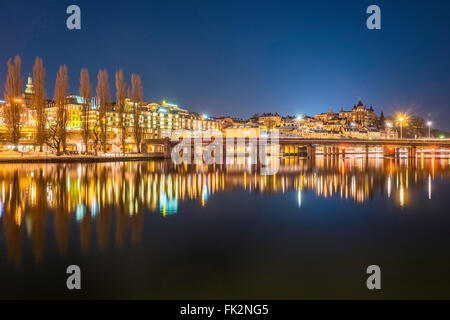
[428,174,432,200]
[91,199,98,217]
[15,207,22,226]
[160,193,178,216]
[399,186,405,207]
[201,184,209,207]
[76,204,85,222]
[387,174,392,198]
[0,158,447,262]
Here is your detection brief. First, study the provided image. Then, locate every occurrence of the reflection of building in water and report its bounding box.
[160,192,178,216]
[0,157,449,264]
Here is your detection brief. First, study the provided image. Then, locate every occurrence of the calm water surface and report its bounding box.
[1,156,450,299]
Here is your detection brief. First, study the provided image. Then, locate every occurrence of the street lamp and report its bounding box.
[398,117,405,139]
[427,121,432,139]
[385,122,393,138]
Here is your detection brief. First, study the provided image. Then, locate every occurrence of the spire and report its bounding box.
[357,97,363,106]
[25,73,34,95]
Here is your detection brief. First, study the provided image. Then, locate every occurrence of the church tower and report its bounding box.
[23,74,35,108]
[25,74,34,95]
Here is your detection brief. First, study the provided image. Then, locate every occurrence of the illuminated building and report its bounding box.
[314,99,377,128]
[314,107,336,122]
[257,113,282,130]
[225,124,261,138]
[24,74,35,101]
[145,100,220,139]
[338,99,377,127]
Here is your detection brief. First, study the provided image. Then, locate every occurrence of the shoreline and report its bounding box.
[0,154,165,164]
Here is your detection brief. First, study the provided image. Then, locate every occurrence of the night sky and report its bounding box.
[1,0,450,129]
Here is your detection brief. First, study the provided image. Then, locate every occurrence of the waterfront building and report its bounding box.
[322,119,347,132]
[314,108,337,122]
[300,128,341,138]
[314,99,378,128]
[214,117,247,131]
[66,95,83,130]
[282,116,297,126]
[257,113,282,131]
[0,79,426,153]
[338,99,377,127]
[225,124,261,138]
[341,126,367,138]
[279,125,301,136]
[144,101,220,138]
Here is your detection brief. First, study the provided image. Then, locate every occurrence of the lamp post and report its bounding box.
[385,122,393,139]
[398,117,405,139]
[427,121,432,139]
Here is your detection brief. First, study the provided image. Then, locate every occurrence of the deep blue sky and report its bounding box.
[1,0,450,129]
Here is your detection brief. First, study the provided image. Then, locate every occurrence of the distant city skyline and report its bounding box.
[1,0,450,130]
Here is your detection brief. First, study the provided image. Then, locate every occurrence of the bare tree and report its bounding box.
[47,65,70,155]
[3,55,23,151]
[46,123,63,154]
[92,119,100,156]
[131,74,143,153]
[96,70,111,153]
[79,68,92,154]
[32,57,47,152]
[115,69,127,154]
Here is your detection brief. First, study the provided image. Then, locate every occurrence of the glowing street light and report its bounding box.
[398,116,405,139]
[427,121,432,139]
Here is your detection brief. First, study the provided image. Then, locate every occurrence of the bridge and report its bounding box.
[277,137,450,158]
[144,137,450,160]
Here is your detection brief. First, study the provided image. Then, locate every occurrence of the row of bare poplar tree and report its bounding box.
[3,55,145,155]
